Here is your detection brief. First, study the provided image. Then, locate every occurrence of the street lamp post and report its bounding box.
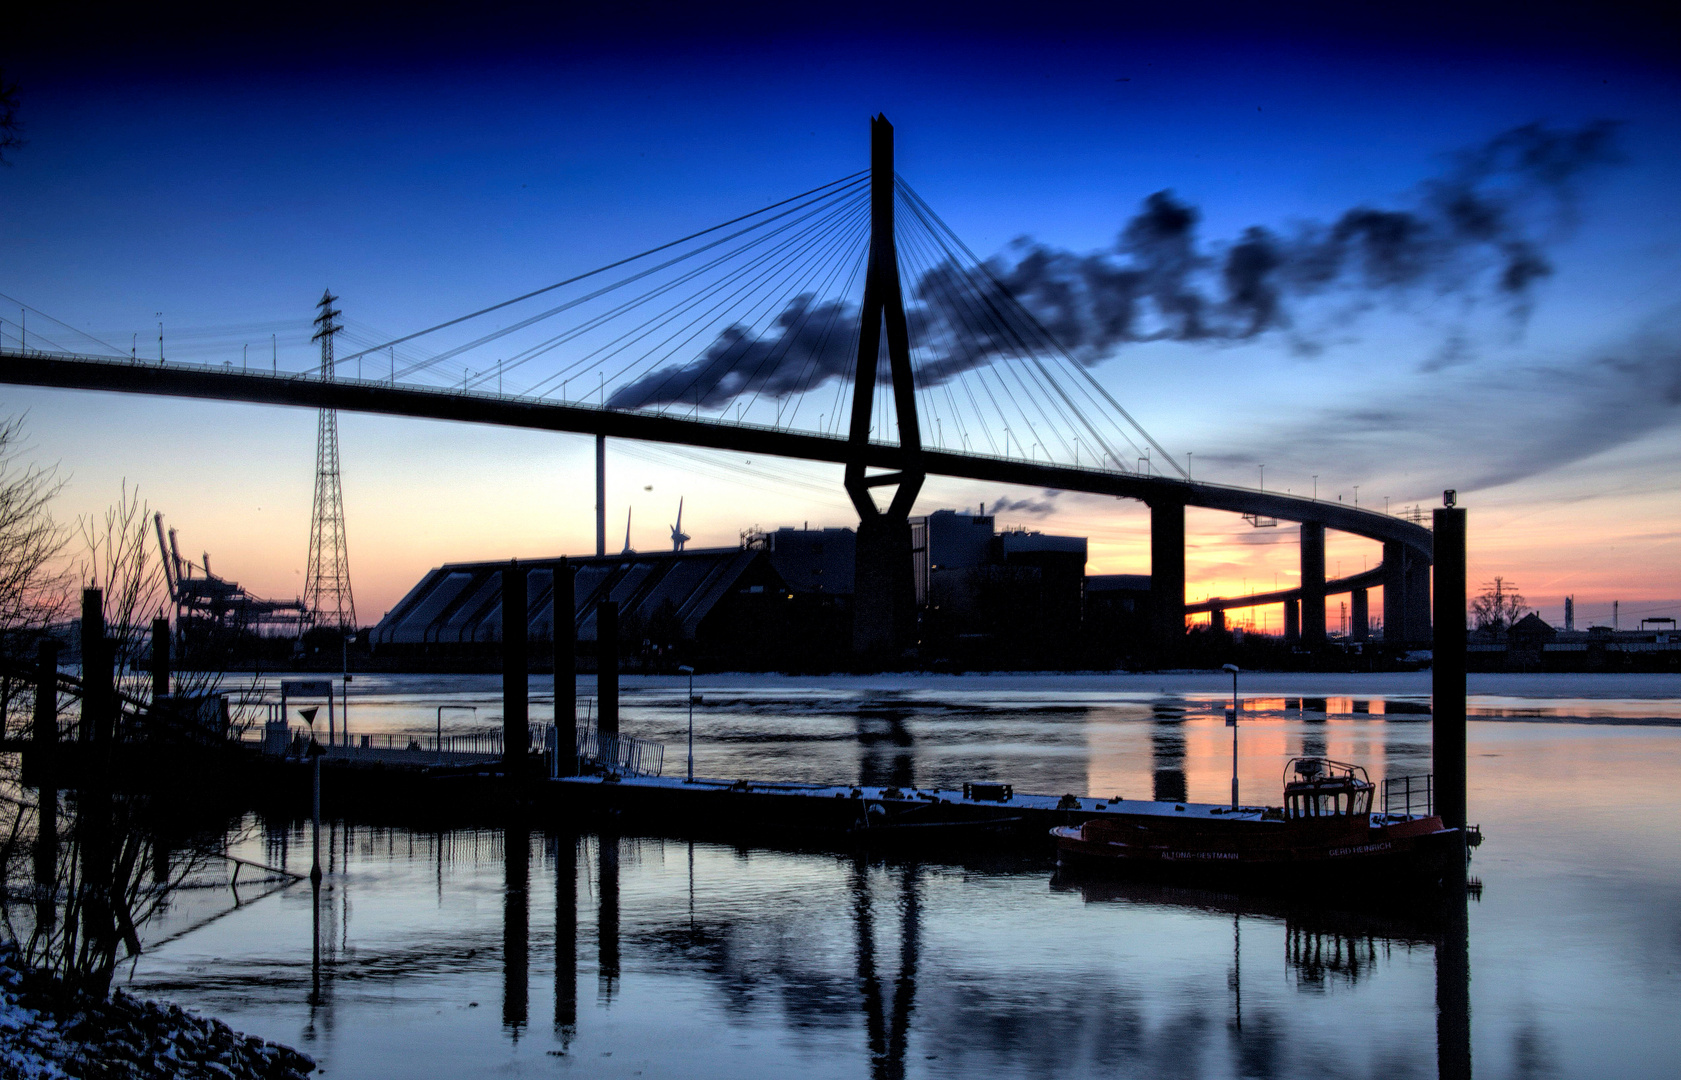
[678,665,696,782]
[1223,664,1241,809]
[341,633,355,748]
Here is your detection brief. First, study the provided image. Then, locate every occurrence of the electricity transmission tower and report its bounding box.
[304,290,357,632]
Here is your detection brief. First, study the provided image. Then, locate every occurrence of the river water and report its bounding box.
[125,672,1681,1079]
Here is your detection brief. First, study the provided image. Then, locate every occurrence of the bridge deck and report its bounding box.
[0,349,1433,555]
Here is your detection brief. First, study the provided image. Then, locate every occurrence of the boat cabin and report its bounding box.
[1283,758,1374,820]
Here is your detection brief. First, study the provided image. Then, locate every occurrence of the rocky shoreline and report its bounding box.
[0,945,315,1080]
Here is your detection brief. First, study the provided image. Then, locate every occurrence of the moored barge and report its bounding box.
[1051,758,1469,885]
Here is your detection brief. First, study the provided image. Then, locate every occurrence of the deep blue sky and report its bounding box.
[4,1,1678,624]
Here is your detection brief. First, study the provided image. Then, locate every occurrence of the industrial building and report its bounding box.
[370,547,799,668]
[370,508,1131,670]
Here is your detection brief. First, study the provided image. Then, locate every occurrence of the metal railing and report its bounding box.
[1381,774,1433,817]
[246,723,547,759]
[575,724,664,777]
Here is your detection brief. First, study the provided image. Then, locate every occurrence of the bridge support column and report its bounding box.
[1149,500,1185,656]
[852,517,918,659]
[1383,541,1433,646]
[844,115,925,661]
[1300,522,1326,645]
[1382,542,1407,643]
[1284,598,1299,643]
[1406,547,1433,648]
[502,561,528,770]
[594,435,606,558]
[1210,608,1225,633]
[1351,587,1369,642]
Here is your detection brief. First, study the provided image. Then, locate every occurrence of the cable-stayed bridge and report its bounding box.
[0,116,1433,653]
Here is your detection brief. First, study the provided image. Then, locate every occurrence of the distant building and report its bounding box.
[1465,611,1680,673]
[373,510,1155,670]
[371,548,803,668]
[910,509,1088,664]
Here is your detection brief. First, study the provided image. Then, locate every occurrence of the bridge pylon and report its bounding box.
[845,115,925,658]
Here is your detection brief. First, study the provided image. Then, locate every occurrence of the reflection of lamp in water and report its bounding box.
[1223,664,1241,809]
[299,707,324,884]
[300,704,325,1009]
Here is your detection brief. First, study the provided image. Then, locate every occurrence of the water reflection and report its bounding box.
[1056,868,1473,1080]
[501,824,528,1033]
[597,827,620,1002]
[553,831,576,1045]
[852,858,920,1080]
[857,710,915,790]
[120,680,1680,1080]
[1151,703,1187,803]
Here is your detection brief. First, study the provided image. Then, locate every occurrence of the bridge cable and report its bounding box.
[341,170,867,365]
[897,180,1187,477]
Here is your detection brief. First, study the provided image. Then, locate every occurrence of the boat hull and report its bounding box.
[1051,816,1466,888]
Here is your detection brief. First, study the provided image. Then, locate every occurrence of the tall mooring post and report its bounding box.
[150,617,170,703]
[81,589,113,745]
[553,559,577,776]
[1433,493,1467,834]
[845,115,925,658]
[502,561,528,769]
[77,588,117,972]
[596,600,619,740]
[31,639,59,928]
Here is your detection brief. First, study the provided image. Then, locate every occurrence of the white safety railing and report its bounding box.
[575,724,664,777]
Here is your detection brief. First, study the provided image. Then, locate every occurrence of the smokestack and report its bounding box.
[1564,595,1574,632]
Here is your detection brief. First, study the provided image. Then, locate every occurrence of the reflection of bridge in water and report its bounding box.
[250,820,1470,1078]
[0,116,1434,653]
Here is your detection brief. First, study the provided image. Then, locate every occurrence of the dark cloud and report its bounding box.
[610,120,1620,411]
[607,296,854,410]
[970,120,1620,366]
[987,491,1062,517]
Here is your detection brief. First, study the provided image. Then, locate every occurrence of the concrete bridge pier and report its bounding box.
[1351,587,1370,641]
[1300,522,1326,645]
[1149,499,1185,655]
[852,517,918,657]
[1284,598,1300,643]
[1210,608,1225,633]
[1383,541,1433,645]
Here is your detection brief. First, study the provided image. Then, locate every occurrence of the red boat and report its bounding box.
[1051,758,1469,886]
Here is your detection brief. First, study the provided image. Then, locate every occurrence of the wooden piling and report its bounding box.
[503,561,528,768]
[31,640,59,926]
[150,617,170,704]
[1432,497,1467,833]
[596,600,619,740]
[554,560,576,776]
